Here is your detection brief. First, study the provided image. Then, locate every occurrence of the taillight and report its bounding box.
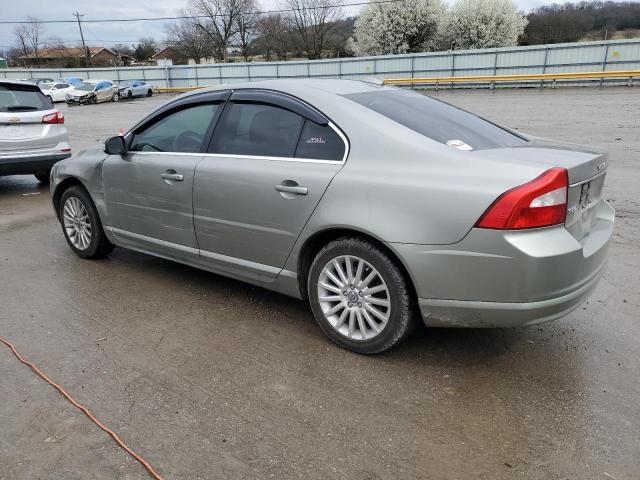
[42,111,64,124]
[476,167,568,230]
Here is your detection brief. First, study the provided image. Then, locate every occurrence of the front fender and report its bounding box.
[50,148,110,223]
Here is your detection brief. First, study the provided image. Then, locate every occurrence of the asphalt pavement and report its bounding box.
[0,88,638,480]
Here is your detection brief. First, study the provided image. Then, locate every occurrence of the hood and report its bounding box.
[68,88,92,97]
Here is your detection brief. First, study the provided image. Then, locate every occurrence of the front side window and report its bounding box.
[130,103,219,153]
[211,102,304,158]
[295,120,345,161]
[344,89,527,151]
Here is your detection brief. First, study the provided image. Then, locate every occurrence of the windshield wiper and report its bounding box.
[6,106,40,111]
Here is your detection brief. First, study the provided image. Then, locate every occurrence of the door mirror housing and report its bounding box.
[104,135,127,155]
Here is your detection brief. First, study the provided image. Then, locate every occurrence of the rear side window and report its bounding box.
[130,103,219,153]
[0,83,51,112]
[295,120,345,161]
[211,102,304,157]
[344,89,526,151]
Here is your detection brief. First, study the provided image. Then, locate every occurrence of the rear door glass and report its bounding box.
[295,120,345,161]
[210,101,304,157]
[344,89,526,151]
[0,83,51,112]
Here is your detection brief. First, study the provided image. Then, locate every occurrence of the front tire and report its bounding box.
[308,237,415,354]
[112,92,119,102]
[146,89,153,97]
[59,185,114,259]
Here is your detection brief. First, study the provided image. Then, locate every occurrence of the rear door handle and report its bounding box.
[161,172,184,182]
[275,184,308,195]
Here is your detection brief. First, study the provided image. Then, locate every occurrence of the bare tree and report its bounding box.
[234,0,259,61]
[189,0,255,62]
[18,16,45,63]
[255,14,293,60]
[281,0,343,59]
[166,14,214,64]
[13,23,34,66]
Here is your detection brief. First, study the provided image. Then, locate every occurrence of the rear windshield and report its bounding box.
[0,83,52,112]
[344,89,527,151]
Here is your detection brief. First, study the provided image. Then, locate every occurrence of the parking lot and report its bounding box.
[0,87,639,479]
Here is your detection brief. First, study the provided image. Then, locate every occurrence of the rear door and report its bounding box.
[0,83,58,153]
[193,90,347,282]
[103,93,227,260]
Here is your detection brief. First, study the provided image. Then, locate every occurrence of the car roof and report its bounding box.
[181,78,394,102]
[0,79,42,90]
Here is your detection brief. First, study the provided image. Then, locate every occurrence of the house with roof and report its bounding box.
[18,47,120,68]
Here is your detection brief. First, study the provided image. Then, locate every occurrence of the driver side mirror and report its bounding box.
[104,135,127,155]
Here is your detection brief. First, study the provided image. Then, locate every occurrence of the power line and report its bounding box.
[0,0,399,25]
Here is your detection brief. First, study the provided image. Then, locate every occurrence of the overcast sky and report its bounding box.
[1,0,552,51]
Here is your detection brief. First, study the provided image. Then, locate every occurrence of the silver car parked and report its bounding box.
[1,80,71,182]
[50,80,614,353]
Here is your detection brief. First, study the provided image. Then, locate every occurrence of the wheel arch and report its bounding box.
[296,227,419,305]
[52,177,90,220]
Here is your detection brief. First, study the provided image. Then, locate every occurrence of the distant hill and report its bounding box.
[521,1,640,45]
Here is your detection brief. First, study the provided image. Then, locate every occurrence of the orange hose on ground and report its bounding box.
[0,335,165,480]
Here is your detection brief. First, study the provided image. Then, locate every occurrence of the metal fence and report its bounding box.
[2,39,640,89]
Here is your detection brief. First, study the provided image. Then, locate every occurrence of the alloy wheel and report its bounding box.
[63,196,92,250]
[317,255,391,341]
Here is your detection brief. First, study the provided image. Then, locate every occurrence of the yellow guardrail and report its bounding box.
[155,86,204,93]
[383,69,640,85]
[153,70,639,93]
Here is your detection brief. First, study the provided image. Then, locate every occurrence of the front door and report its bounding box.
[103,100,224,261]
[193,93,347,282]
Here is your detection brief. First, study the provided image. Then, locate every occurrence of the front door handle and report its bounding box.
[161,172,184,182]
[275,184,308,196]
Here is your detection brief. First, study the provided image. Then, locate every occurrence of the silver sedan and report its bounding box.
[50,79,614,353]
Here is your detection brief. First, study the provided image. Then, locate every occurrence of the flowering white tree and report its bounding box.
[347,0,447,56]
[445,0,527,50]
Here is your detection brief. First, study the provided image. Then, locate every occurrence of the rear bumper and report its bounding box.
[389,199,614,328]
[0,152,71,175]
[417,259,605,327]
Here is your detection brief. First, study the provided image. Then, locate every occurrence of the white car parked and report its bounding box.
[40,81,74,103]
[117,80,154,99]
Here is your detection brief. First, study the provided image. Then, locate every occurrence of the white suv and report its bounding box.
[0,80,71,182]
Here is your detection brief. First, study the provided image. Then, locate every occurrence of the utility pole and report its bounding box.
[73,12,90,67]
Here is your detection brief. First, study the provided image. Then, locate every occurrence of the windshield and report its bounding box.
[0,83,52,112]
[40,83,54,90]
[77,82,96,92]
[344,89,527,151]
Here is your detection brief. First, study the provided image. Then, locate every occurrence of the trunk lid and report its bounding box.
[474,139,608,241]
[0,110,59,151]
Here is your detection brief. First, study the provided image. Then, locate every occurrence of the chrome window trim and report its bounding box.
[126,121,350,165]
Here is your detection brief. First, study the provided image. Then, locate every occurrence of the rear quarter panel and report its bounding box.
[281,96,550,273]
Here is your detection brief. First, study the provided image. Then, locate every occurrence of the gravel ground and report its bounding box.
[0,87,638,480]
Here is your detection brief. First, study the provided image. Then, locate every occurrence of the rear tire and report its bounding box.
[59,185,114,259]
[146,89,153,97]
[308,237,415,354]
[112,92,119,102]
[34,170,50,183]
